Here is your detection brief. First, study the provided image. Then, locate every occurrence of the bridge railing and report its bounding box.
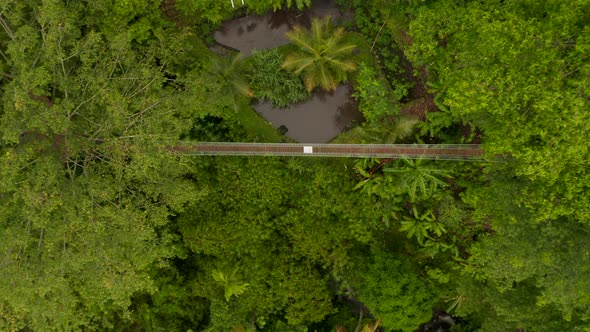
[170,142,485,161]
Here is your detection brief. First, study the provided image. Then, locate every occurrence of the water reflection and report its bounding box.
[254,85,363,143]
[335,99,363,131]
[214,0,352,56]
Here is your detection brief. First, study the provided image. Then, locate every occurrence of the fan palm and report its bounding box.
[282,16,357,92]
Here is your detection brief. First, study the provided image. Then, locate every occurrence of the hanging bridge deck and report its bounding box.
[171,143,484,160]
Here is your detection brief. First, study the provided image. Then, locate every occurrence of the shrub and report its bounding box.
[352,62,399,123]
[247,49,310,108]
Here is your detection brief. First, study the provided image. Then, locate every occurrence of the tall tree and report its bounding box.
[407,0,590,224]
[0,1,208,329]
[206,52,252,112]
[404,0,590,328]
[356,249,434,332]
[176,156,382,330]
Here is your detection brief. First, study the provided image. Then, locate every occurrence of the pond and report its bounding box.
[214,0,363,143]
[214,0,353,56]
[254,85,363,143]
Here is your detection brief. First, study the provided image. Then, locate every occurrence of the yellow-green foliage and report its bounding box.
[283,17,357,91]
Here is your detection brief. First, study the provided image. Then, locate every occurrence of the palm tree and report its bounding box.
[208,53,252,111]
[336,319,381,332]
[282,16,357,92]
[355,116,420,144]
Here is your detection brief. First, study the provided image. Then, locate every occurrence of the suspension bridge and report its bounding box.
[170,142,485,161]
[18,131,484,160]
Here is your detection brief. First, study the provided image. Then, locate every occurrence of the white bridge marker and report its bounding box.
[303,146,313,154]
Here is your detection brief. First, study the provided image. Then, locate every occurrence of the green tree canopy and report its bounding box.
[0,0,209,329]
[407,0,590,224]
[357,249,434,332]
[402,0,590,328]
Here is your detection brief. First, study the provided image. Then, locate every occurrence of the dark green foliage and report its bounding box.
[455,276,588,332]
[1,0,589,330]
[247,49,310,107]
[245,0,311,14]
[417,110,456,142]
[205,52,253,112]
[121,268,210,331]
[187,116,234,141]
[358,249,434,332]
[354,158,452,204]
[175,0,232,23]
[175,157,380,330]
[352,62,399,123]
[344,0,414,89]
[83,0,165,42]
[403,0,590,328]
[384,159,451,202]
[175,0,311,23]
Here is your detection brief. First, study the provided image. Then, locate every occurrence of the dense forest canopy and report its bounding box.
[0,0,588,331]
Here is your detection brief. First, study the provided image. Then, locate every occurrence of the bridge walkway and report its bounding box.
[170,143,484,161]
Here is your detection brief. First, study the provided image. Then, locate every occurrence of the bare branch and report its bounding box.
[0,13,15,40]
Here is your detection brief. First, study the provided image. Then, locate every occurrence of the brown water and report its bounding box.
[214,0,353,56]
[215,0,361,143]
[254,85,363,143]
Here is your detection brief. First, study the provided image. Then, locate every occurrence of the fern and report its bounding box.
[212,269,250,302]
[401,207,447,245]
[384,159,451,201]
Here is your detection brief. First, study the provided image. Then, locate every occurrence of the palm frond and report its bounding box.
[361,320,381,332]
[282,54,316,74]
[304,73,317,92]
[232,79,253,97]
[331,25,346,41]
[286,28,317,54]
[324,57,357,72]
[311,17,328,43]
[391,116,420,141]
[318,64,334,91]
[328,43,357,56]
[283,15,357,91]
